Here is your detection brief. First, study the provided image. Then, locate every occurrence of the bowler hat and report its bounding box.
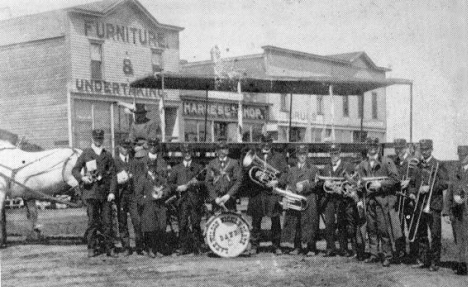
[296,144,308,155]
[419,139,433,150]
[394,138,407,149]
[147,137,160,146]
[366,137,379,146]
[217,137,228,149]
[329,143,341,153]
[92,129,104,140]
[134,103,149,114]
[458,146,468,156]
[181,143,193,153]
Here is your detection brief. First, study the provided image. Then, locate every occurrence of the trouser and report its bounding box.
[337,198,359,253]
[281,207,316,249]
[116,193,143,252]
[455,211,468,264]
[366,196,392,259]
[416,210,442,265]
[179,199,202,252]
[85,198,113,251]
[143,230,166,254]
[321,196,337,252]
[251,215,281,249]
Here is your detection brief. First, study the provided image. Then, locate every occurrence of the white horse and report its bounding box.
[0,140,82,247]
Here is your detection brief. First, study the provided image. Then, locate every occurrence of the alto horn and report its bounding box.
[243,150,280,187]
[274,187,308,211]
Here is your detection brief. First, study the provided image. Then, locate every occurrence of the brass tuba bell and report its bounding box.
[243,150,280,187]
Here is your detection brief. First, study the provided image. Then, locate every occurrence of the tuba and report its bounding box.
[243,150,280,187]
[243,150,307,211]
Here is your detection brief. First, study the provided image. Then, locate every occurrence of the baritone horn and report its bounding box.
[274,187,308,211]
[243,150,280,187]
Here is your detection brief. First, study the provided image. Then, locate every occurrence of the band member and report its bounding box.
[408,139,448,271]
[246,134,288,256]
[128,104,159,148]
[281,144,319,256]
[168,143,205,255]
[135,159,171,258]
[318,143,359,257]
[143,137,168,178]
[205,138,242,213]
[443,145,468,275]
[392,138,418,263]
[113,138,144,256]
[72,129,118,258]
[356,137,399,267]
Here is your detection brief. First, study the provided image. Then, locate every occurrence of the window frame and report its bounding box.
[372,92,378,119]
[317,95,324,115]
[89,40,104,80]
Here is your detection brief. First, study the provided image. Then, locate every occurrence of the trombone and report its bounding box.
[407,162,439,242]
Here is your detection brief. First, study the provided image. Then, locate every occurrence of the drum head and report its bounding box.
[204,212,250,258]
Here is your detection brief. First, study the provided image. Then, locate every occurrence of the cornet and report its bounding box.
[361,176,390,194]
[274,187,308,211]
[315,174,346,194]
[243,150,280,187]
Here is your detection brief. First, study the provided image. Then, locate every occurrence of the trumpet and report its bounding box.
[408,162,439,242]
[274,187,308,211]
[243,150,280,187]
[360,176,390,194]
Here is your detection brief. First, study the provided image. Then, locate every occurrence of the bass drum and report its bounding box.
[204,211,250,258]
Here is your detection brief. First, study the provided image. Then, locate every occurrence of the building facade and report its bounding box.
[182,46,390,143]
[0,0,182,150]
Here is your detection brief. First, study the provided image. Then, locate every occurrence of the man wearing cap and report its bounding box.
[72,129,118,258]
[356,137,399,267]
[443,145,468,275]
[392,138,419,263]
[411,139,449,271]
[168,143,205,255]
[129,103,160,148]
[281,144,319,256]
[113,138,144,256]
[205,138,242,213]
[246,134,289,256]
[318,143,358,258]
[141,137,168,179]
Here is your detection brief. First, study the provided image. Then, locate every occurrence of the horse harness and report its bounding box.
[0,148,80,204]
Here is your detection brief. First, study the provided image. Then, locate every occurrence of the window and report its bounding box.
[343,95,349,117]
[317,95,324,115]
[90,43,102,79]
[358,94,363,118]
[151,49,163,73]
[280,94,289,111]
[353,130,368,143]
[372,92,378,119]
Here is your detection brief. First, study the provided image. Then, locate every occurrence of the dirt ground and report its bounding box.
[1,243,468,287]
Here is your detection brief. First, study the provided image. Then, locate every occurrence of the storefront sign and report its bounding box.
[183,100,266,120]
[74,79,158,98]
[84,20,168,48]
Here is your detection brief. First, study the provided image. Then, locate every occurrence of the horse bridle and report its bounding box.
[0,147,80,196]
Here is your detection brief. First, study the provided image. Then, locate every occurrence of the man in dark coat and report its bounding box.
[72,129,118,258]
[128,103,159,149]
[135,159,171,258]
[114,138,144,256]
[281,144,319,256]
[245,134,288,256]
[392,138,419,263]
[411,139,449,271]
[356,137,400,267]
[443,145,468,275]
[204,138,242,213]
[168,143,205,255]
[318,143,357,257]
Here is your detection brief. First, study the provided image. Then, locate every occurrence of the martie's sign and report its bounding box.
[183,100,267,120]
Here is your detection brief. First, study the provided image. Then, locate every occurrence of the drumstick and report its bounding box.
[218,202,229,212]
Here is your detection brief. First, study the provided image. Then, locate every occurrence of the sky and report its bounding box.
[1,0,467,159]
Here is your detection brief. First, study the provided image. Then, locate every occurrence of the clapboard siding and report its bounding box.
[0,37,68,149]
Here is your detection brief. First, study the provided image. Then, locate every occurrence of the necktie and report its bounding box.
[221,160,225,168]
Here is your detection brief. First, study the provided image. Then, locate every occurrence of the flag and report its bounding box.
[237,81,243,142]
[159,94,165,142]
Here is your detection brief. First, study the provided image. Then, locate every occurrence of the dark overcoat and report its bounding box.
[167,161,204,206]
